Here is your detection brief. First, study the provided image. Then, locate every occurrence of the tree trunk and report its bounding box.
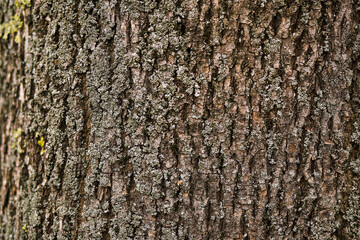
[1,0,360,239]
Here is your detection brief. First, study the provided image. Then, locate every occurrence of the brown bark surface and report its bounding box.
[0,0,360,239]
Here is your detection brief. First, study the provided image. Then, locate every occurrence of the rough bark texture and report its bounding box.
[1,0,360,239]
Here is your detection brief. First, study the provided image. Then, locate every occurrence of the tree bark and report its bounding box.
[1,0,360,239]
